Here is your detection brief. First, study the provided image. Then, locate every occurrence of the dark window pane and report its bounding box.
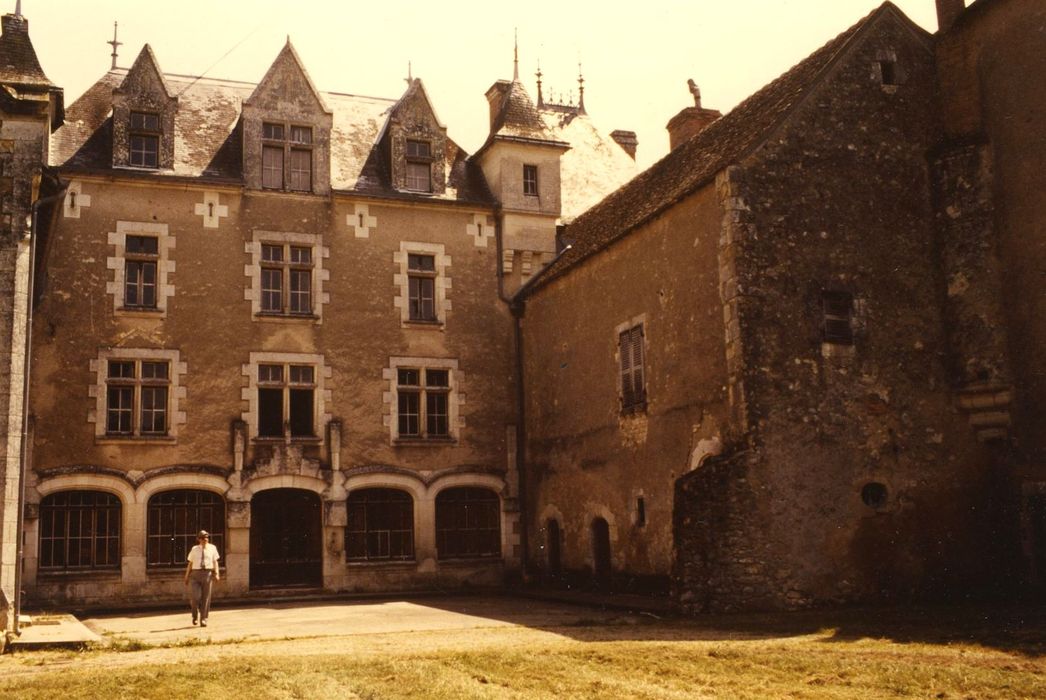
[261,267,283,312]
[289,388,314,437]
[435,487,500,560]
[126,235,158,255]
[427,392,449,436]
[147,490,225,568]
[289,148,312,191]
[106,386,133,434]
[290,125,312,144]
[398,369,419,386]
[289,366,314,384]
[262,145,284,189]
[426,370,449,387]
[345,488,415,561]
[258,364,283,383]
[290,269,311,313]
[140,386,168,434]
[406,140,431,158]
[129,134,159,168]
[39,491,121,572]
[398,391,420,437]
[405,161,431,192]
[258,387,283,437]
[407,254,435,272]
[263,122,285,140]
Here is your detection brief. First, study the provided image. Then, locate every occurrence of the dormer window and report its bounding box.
[523,164,539,197]
[405,139,433,193]
[262,122,313,192]
[129,112,160,168]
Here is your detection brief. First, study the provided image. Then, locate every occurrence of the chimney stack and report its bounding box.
[936,0,966,33]
[666,79,721,150]
[485,80,512,132]
[610,130,638,160]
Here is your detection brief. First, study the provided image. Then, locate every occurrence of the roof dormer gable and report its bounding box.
[381,78,450,196]
[242,40,333,194]
[112,44,178,170]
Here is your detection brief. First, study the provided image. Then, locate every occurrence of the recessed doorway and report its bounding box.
[250,488,322,588]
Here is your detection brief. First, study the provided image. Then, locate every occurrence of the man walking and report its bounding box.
[184,530,220,627]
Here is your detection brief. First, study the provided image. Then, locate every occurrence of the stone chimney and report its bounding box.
[936,0,966,32]
[610,130,638,160]
[485,80,512,131]
[666,79,721,151]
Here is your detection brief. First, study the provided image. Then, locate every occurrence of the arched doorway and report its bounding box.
[546,518,562,578]
[591,517,612,586]
[250,488,322,588]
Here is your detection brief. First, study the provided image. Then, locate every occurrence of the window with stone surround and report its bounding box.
[262,122,313,192]
[124,234,158,309]
[618,323,646,413]
[105,358,170,436]
[405,139,433,192]
[435,487,501,560]
[129,111,160,168]
[39,491,121,572]
[89,348,186,441]
[345,488,415,562]
[396,368,450,440]
[394,242,450,327]
[147,490,225,568]
[243,352,331,442]
[523,164,539,197]
[245,231,328,322]
[822,291,854,345]
[107,221,174,317]
[384,356,462,444]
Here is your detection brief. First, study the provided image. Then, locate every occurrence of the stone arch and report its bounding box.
[582,503,619,570]
[136,473,230,502]
[35,473,137,506]
[429,472,505,499]
[345,471,426,502]
[243,474,327,497]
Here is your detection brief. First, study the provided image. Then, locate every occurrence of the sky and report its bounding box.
[21,0,940,168]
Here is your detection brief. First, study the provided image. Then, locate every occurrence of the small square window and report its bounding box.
[879,60,898,86]
[290,126,312,144]
[406,140,432,159]
[263,123,285,140]
[822,291,855,345]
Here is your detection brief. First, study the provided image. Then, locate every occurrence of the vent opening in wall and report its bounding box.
[861,482,888,509]
[878,60,898,86]
[636,497,646,527]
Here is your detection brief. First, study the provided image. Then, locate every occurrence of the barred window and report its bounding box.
[147,490,225,568]
[822,291,855,345]
[619,324,646,412]
[435,487,500,560]
[345,489,415,562]
[407,254,437,322]
[39,491,121,572]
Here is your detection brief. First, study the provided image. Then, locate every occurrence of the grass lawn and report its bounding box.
[1,603,1043,699]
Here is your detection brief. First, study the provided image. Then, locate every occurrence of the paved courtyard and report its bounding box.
[78,594,633,645]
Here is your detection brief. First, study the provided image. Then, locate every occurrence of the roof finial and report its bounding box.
[577,62,586,114]
[513,28,519,82]
[535,60,544,108]
[688,78,702,108]
[14,0,21,17]
[406,60,412,84]
[108,21,122,70]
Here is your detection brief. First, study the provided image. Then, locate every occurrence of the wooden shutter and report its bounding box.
[619,329,634,408]
[631,325,645,404]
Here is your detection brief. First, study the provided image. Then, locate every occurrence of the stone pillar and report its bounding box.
[122,493,147,585]
[224,500,250,592]
[415,492,437,573]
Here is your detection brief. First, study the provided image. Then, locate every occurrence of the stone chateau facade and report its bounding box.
[0,0,1042,638]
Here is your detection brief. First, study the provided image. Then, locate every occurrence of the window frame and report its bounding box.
[404,139,433,193]
[822,290,855,346]
[123,234,159,310]
[256,362,317,439]
[104,358,171,438]
[146,490,225,569]
[345,488,416,562]
[38,490,122,573]
[407,253,437,322]
[435,487,501,561]
[261,121,314,193]
[619,323,647,413]
[128,111,161,169]
[259,242,314,316]
[523,164,539,197]
[396,367,452,441]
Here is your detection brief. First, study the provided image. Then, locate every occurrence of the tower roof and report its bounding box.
[0,12,53,88]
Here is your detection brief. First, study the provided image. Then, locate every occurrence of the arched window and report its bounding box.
[435,487,500,560]
[345,488,415,561]
[147,490,225,568]
[39,491,121,572]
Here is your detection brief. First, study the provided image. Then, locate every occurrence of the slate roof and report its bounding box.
[541,109,636,224]
[0,14,53,88]
[51,68,494,204]
[523,2,914,295]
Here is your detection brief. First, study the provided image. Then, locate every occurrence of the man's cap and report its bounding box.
[197,530,210,538]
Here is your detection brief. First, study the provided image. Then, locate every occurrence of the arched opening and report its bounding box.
[435,487,501,560]
[39,491,121,572]
[146,489,225,568]
[545,518,562,578]
[250,488,322,588]
[591,517,612,586]
[345,488,415,562]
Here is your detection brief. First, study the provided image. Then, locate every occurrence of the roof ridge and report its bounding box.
[524,2,892,295]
